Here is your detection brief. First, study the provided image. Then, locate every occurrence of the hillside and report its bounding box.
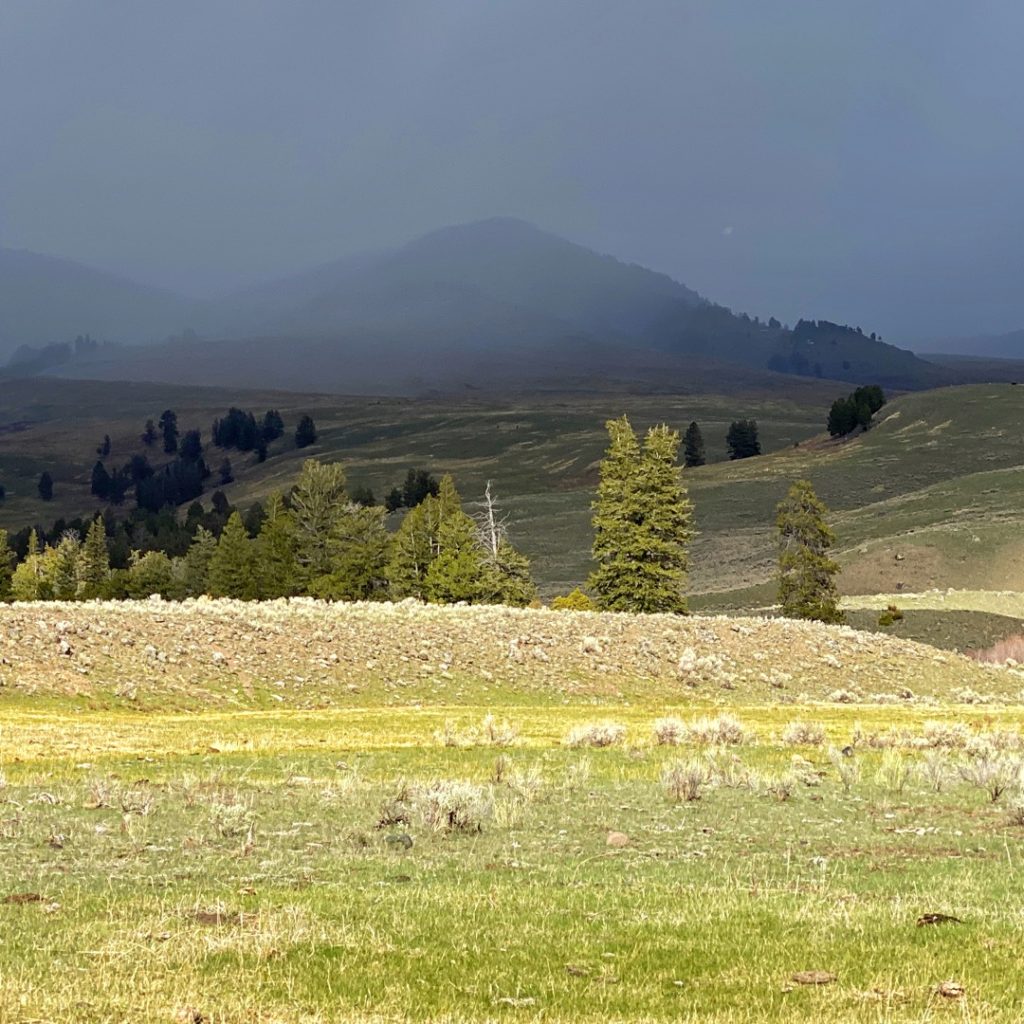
[0,248,189,358]
[922,328,1024,359]
[7,219,954,393]
[0,599,1013,710]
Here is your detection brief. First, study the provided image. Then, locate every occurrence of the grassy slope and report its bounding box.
[4,600,1024,1022]
[2,379,1024,609]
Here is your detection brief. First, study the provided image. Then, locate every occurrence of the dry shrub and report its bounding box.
[653,717,686,746]
[416,780,493,833]
[968,634,1024,666]
[376,778,413,829]
[827,746,860,793]
[952,687,996,705]
[958,752,1023,802]
[706,751,752,789]
[563,757,592,793]
[782,720,826,747]
[921,750,952,793]
[1006,791,1024,826]
[434,714,519,748]
[564,722,626,748]
[922,721,971,749]
[685,714,749,746]
[661,758,709,802]
[209,798,254,838]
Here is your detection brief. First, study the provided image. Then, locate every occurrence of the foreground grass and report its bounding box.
[4,700,1024,1022]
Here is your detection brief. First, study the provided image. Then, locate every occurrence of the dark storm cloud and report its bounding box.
[1,0,1021,341]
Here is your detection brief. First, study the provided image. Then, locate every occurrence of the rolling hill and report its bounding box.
[7,218,955,393]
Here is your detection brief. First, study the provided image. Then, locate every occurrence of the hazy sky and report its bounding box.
[1,1,1022,342]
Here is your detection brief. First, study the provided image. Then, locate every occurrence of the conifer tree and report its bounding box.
[386,497,438,599]
[181,526,218,597]
[38,471,54,501]
[0,528,13,601]
[78,517,111,598]
[311,504,391,600]
[589,417,693,613]
[423,476,487,603]
[141,419,157,447]
[207,511,256,599]
[253,493,297,598]
[127,550,175,598]
[52,533,81,600]
[776,479,843,623]
[295,415,318,449]
[683,421,706,468]
[91,461,112,500]
[291,459,347,582]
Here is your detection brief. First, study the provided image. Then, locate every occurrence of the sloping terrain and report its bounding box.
[0,599,1015,710]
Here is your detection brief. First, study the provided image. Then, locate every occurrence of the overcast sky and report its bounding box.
[1,1,1021,342]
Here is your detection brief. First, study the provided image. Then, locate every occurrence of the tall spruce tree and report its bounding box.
[776,479,843,623]
[254,493,298,598]
[291,459,347,583]
[181,526,218,597]
[589,417,693,613]
[0,528,13,601]
[386,496,439,599]
[683,421,706,468]
[52,533,81,600]
[311,504,391,600]
[422,475,486,604]
[207,512,256,599]
[78,517,111,598]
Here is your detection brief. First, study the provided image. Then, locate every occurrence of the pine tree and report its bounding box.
[253,493,297,598]
[141,419,157,446]
[726,420,761,460]
[589,417,693,613]
[423,476,487,603]
[52,533,81,600]
[159,409,179,453]
[91,461,112,500]
[295,415,318,449]
[291,459,347,582]
[683,421,706,468]
[78,517,111,598]
[38,471,54,501]
[776,479,843,623]
[311,505,391,600]
[479,540,536,607]
[97,434,111,458]
[127,550,175,598]
[386,497,438,599]
[181,526,218,597]
[207,512,256,599]
[0,528,13,601]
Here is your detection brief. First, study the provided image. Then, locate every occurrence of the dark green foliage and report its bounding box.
[179,429,203,462]
[262,409,285,442]
[384,487,403,513]
[207,512,256,599]
[90,461,112,501]
[136,458,204,512]
[0,529,13,600]
[78,517,111,599]
[827,385,886,437]
[38,471,54,501]
[159,409,179,454]
[683,421,706,468]
[589,416,693,614]
[402,469,440,508]
[181,526,217,597]
[97,434,111,458]
[253,493,297,599]
[0,484,6,502]
[295,415,318,449]
[350,485,376,507]
[212,408,262,451]
[219,458,234,485]
[726,420,761,460]
[141,419,157,447]
[776,479,843,623]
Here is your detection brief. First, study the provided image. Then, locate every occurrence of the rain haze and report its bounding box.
[1,0,1023,343]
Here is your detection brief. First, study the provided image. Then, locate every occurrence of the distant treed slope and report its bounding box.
[0,248,190,357]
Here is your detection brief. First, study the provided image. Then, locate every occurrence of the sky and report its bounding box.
[1,0,1022,343]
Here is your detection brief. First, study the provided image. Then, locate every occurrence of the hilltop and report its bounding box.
[9,219,952,393]
[0,598,1013,711]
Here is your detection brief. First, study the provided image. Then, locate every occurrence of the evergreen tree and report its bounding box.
[52,533,81,600]
[253,493,297,599]
[311,504,391,600]
[726,419,761,460]
[386,497,439,599]
[291,459,347,582]
[0,483,5,502]
[127,550,174,598]
[0,528,13,601]
[90,461,112,500]
[479,539,536,606]
[78,517,110,598]
[97,434,111,458]
[384,486,404,513]
[219,458,233,485]
[423,476,487,603]
[295,415,318,449]
[38,471,54,501]
[181,526,218,597]
[207,511,256,599]
[159,410,179,453]
[589,417,693,613]
[683,421,706,468]
[179,429,203,462]
[776,479,843,623]
[141,419,157,447]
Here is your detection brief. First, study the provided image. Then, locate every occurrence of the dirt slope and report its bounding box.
[0,599,1017,709]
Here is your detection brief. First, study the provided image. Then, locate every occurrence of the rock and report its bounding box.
[581,636,602,655]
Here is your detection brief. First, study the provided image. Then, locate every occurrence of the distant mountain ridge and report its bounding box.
[4,218,956,392]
